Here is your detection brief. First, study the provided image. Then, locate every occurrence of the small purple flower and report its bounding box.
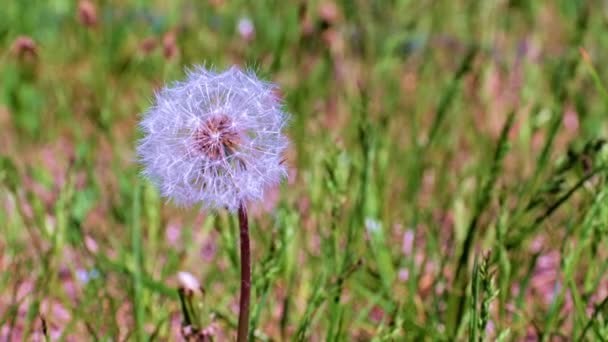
[76,268,100,284]
[137,66,289,211]
[237,17,255,41]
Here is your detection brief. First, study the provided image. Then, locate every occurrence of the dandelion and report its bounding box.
[177,271,201,293]
[137,65,289,341]
[138,65,288,212]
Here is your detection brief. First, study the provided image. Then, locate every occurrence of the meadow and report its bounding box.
[1,0,608,340]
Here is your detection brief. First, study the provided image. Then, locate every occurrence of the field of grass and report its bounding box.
[2,0,608,340]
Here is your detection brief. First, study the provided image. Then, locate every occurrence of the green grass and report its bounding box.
[2,0,608,340]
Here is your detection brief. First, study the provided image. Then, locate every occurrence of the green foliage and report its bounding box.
[2,0,608,340]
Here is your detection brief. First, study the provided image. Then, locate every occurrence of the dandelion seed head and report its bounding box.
[137,65,289,211]
[177,271,201,292]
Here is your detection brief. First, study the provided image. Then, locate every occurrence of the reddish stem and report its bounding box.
[237,204,251,342]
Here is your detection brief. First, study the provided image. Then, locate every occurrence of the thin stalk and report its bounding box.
[237,204,251,342]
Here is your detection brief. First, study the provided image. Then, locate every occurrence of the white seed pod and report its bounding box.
[137,66,289,211]
[177,271,201,292]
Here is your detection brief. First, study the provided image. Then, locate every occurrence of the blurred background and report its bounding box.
[2,0,608,340]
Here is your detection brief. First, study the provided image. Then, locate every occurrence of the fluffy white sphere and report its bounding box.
[137,66,289,212]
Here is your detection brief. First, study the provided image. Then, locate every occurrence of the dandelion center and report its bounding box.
[194,114,241,160]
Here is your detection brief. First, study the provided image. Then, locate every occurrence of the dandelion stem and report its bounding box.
[237,203,251,342]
